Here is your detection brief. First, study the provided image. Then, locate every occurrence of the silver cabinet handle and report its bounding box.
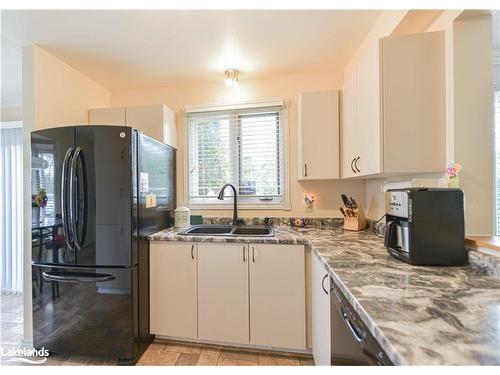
[243,246,246,262]
[191,244,195,260]
[252,247,255,262]
[341,306,363,343]
[354,156,361,173]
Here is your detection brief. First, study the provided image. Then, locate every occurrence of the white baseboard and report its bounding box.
[154,335,312,356]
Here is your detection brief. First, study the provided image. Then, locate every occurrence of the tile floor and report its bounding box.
[136,341,314,366]
[1,293,314,366]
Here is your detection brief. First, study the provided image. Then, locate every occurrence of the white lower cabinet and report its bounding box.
[150,241,306,351]
[312,252,331,365]
[249,244,306,349]
[197,243,250,344]
[150,242,197,339]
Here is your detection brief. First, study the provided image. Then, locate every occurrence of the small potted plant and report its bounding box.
[446,163,462,188]
[32,189,48,224]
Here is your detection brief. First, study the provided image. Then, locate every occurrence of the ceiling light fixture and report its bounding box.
[224,69,239,88]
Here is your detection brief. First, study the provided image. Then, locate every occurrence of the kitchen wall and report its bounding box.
[24,45,111,129]
[111,69,367,218]
[22,45,111,344]
[361,10,495,236]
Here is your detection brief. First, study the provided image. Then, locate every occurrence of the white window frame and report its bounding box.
[183,98,290,210]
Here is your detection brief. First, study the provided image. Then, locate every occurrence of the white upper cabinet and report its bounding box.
[341,31,445,178]
[356,41,382,176]
[340,67,358,178]
[89,107,126,125]
[89,104,177,148]
[298,90,340,180]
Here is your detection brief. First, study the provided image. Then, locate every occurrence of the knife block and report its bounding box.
[343,205,367,231]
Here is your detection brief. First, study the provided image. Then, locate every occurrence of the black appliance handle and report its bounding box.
[354,157,361,173]
[341,306,364,343]
[384,220,400,249]
[321,274,329,295]
[76,148,88,247]
[350,158,356,173]
[42,271,115,283]
[61,147,75,251]
[69,147,87,251]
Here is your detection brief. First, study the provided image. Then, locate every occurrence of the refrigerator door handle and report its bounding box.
[61,147,75,251]
[42,271,115,283]
[69,147,86,251]
[76,148,88,247]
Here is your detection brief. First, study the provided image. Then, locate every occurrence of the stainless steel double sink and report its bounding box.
[179,224,275,237]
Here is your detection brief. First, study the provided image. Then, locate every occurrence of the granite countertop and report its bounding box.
[149,226,500,365]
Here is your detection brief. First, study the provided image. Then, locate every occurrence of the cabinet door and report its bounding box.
[356,41,382,176]
[89,107,126,126]
[162,105,177,149]
[249,244,306,350]
[298,90,340,180]
[126,104,164,143]
[312,252,331,366]
[341,67,358,178]
[150,242,197,338]
[198,243,249,344]
[381,31,445,174]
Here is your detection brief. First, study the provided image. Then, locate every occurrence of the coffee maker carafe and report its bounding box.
[384,188,465,266]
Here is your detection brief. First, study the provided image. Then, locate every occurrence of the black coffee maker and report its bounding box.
[384,188,466,266]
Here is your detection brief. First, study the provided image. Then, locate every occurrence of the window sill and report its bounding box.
[466,236,500,253]
[186,202,291,210]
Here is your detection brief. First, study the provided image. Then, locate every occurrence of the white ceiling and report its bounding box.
[1,9,381,92]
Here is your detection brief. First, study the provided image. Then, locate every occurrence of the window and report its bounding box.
[186,102,288,208]
[31,145,56,218]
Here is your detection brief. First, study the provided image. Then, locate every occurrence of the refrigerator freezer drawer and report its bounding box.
[32,265,138,361]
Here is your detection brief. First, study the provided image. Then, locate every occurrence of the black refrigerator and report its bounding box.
[31,125,175,364]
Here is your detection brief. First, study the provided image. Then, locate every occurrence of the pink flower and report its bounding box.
[446,163,462,178]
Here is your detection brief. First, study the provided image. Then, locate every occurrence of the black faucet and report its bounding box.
[218,183,239,226]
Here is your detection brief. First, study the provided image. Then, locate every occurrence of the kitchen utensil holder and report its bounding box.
[343,205,367,231]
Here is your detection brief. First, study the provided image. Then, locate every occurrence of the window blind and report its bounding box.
[495,90,500,234]
[0,126,23,293]
[187,106,285,205]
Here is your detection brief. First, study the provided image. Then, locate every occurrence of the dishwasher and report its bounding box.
[330,278,393,365]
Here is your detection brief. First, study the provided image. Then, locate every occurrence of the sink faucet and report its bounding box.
[218,183,239,226]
